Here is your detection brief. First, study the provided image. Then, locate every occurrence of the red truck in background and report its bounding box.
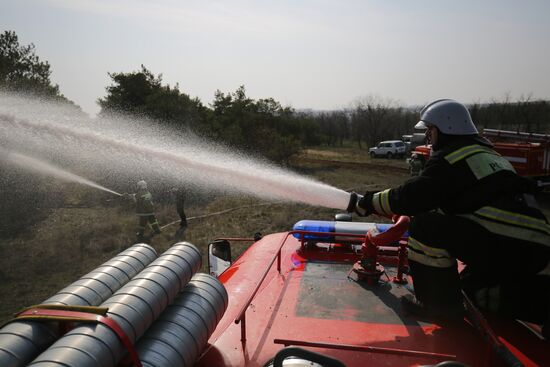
[483,129,550,179]
[408,128,550,186]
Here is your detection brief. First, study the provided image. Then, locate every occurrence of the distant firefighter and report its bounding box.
[124,180,161,242]
[173,187,188,241]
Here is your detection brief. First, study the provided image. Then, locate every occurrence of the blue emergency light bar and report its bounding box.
[292,220,409,243]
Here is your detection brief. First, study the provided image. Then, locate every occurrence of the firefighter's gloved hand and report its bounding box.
[346,192,360,213]
[347,192,373,217]
[356,191,376,217]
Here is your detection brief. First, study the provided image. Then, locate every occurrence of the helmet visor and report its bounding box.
[414,120,429,130]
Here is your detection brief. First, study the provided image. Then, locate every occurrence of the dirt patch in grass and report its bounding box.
[296,146,409,174]
[303,149,344,158]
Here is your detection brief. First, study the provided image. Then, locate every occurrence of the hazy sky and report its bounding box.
[2,0,550,116]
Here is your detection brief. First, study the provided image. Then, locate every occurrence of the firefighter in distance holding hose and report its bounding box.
[348,99,550,337]
[124,180,162,242]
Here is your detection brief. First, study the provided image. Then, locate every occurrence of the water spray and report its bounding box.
[1,149,122,196]
[0,93,352,210]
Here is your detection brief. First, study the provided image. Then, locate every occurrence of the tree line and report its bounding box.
[2,30,550,165]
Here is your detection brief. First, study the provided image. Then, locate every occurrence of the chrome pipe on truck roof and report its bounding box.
[28,242,202,367]
[136,273,228,367]
[0,243,157,367]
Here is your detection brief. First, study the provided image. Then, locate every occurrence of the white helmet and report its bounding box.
[415,99,478,135]
[137,180,147,190]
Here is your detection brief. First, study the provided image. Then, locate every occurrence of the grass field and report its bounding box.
[1,147,548,323]
[0,147,410,322]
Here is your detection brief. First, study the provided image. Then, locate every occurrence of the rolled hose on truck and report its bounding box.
[136,273,229,367]
[0,243,158,367]
[27,242,202,367]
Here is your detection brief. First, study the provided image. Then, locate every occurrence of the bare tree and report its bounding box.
[517,93,534,132]
[492,92,512,130]
[351,95,400,148]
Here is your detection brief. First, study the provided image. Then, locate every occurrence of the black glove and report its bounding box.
[346,192,360,213]
[346,191,376,217]
[356,191,376,216]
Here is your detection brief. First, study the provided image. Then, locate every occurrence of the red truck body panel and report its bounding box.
[195,231,549,367]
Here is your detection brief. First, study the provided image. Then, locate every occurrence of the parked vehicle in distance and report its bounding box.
[369,140,406,158]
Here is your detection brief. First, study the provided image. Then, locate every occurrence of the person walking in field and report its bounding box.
[173,187,188,241]
[124,180,161,242]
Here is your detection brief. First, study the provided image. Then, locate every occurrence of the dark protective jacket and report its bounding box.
[134,190,155,216]
[365,136,550,248]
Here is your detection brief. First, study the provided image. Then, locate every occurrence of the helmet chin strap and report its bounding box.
[425,130,432,145]
[425,125,436,146]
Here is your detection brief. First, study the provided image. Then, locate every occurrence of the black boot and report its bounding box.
[401,294,427,316]
[401,294,464,321]
[404,261,464,321]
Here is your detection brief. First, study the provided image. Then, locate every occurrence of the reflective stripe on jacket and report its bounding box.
[407,236,456,268]
[459,206,550,247]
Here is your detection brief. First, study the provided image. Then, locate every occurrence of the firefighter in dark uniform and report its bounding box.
[350,99,550,332]
[125,180,161,242]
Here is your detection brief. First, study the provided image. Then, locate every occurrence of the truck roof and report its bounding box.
[196,226,549,367]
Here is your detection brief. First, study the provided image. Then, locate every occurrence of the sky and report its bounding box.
[2,0,550,116]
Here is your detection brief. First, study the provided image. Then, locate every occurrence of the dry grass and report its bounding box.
[0,147,412,322]
[302,146,408,168]
[0,206,339,322]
